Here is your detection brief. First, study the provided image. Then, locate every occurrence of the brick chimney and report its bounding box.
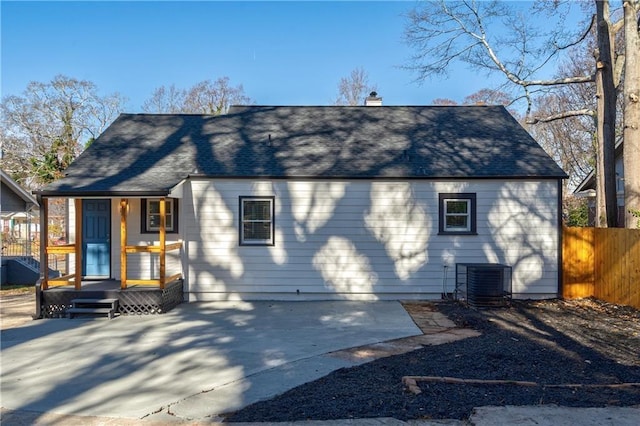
[364,91,382,106]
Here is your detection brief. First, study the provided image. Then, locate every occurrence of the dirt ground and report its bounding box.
[0,287,36,330]
[440,297,640,367]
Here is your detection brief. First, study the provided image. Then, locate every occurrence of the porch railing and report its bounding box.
[1,237,39,259]
[0,237,65,273]
[122,242,182,287]
[43,244,76,288]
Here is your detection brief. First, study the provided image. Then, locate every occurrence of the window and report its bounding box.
[240,197,274,245]
[438,193,476,235]
[142,198,178,233]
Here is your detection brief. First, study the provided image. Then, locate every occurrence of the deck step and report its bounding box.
[67,307,114,314]
[67,298,119,319]
[71,298,118,304]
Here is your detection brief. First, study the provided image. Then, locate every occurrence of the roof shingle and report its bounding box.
[39,105,567,196]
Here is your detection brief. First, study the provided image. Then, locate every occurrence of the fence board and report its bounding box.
[595,228,612,302]
[615,228,628,304]
[563,227,640,309]
[562,227,595,298]
[630,233,640,308]
[616,229,631,306]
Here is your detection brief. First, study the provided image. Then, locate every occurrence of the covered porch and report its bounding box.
[35,197,184,318]
[37,279,183,317]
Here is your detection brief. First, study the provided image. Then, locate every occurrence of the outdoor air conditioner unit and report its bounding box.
[455,263,512,308]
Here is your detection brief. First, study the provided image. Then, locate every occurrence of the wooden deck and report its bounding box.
[36,279,184,318]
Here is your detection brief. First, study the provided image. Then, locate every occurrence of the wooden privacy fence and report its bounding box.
[563,226,640,309]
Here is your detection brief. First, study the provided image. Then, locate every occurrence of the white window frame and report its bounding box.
[444,198,471,232]
[240,197,275,246]
[146,198,175,232]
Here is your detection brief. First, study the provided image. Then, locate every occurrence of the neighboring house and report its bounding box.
[35,105,567,301]
[1,169,39,240]
[1,169,40,285]
[573,139,624,226]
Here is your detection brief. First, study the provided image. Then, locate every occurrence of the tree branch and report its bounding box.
[611,17,624,35]
[521,75,595,86]
[556,14,596,50]
[471,10,595,88]
[527,109,595,124]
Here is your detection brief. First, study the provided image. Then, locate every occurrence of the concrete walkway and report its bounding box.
[3,405,639,425]
[1,301,428,421]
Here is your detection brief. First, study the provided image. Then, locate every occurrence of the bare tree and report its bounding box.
[622,0,640,227]
[431,98,458,105]
[404,1,594,113]
[594,0,619,227]
[142,77,251,115]
[335,67,377,106]
[462,88,522,118]
[462,88,511,107]
[141,84,186,113]
[529,92,595,191]
[431,89,512,108]
[182,77,251,114]
[0,133,32,185]
[0,75,126,187]
[403,0,630,227]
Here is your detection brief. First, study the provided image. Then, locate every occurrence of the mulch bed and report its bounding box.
[224,298,640,422]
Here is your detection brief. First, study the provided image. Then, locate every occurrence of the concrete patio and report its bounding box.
[1,301,425,421]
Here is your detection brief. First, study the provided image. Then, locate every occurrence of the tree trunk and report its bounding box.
[595,0,619,227]
[623,0,640,228]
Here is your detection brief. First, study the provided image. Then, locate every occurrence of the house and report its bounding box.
[573,139,625,226]
[1,169,39,240]
[1,169,40,285]
[34,104,567,308]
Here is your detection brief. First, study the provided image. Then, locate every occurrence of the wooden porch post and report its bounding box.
[120,199,128,290]
[40,196,49,290]
[74,199,82,290]
[159,197,166,289]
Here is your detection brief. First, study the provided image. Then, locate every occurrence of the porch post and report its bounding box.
[120,199,128,289]
[159,197,166,289]
[39,196,49,290]
[74,199,82,290]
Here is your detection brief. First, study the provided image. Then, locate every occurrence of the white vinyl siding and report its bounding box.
[181,179,560,301]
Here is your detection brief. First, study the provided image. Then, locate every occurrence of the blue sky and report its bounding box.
[1,1,574,111]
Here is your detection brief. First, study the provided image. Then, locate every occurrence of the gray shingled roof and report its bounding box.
[1,169,39,211]
[38,105,567,196]
[574,138,623,194]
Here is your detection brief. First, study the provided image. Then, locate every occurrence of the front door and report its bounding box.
[82,199,111,278]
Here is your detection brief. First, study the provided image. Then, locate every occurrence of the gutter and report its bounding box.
[33,190,172,198]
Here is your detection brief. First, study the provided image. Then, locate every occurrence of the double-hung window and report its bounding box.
[438,193,476,235]
[240,197,275,245]
[142,198,177,233]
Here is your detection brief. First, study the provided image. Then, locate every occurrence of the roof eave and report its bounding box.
[574,171,596,193]
[188,173,568,180]
[33,189,172,198]
[1,170,39,206]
